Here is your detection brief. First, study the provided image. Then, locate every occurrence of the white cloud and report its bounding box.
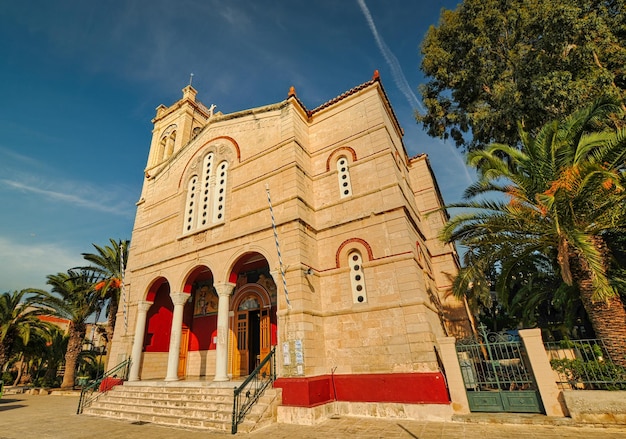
[0,235,85,292]
[1,178,135,217]
[0,148,136,217]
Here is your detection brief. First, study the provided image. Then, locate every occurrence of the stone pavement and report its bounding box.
[2,393,626,439]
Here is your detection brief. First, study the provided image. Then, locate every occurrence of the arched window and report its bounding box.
[348,250,367,304]
[336,156,352,198]
[158,137,167,162]
[183,152,229,234]
[157,124,177,163]
[165,130,176,158]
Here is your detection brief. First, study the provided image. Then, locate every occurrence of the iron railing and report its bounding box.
[76,358,131,414]
[231,347,276,434]
[545,339,626,390]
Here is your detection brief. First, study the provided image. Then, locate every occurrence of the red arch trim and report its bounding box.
[326,146,357,172]
[178,136,241,188]
[335,238,374,268]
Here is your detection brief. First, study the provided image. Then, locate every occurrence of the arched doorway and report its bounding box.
[227,252,277,378]
[231,284,272,377]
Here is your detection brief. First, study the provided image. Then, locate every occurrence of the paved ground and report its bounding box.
[2,393,626,438]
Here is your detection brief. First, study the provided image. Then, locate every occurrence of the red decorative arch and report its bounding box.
[335,238,374,268]
[182,265,213,293]
[326,146,357,172]
[145,277,168,302]
[178,135,241,188]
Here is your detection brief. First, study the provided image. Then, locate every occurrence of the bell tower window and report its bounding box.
[336,156,352,198]
[348,250,367,304]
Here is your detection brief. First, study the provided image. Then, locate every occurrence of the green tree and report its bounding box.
[0,290,48,371]
[442,99,626,364]
[81,239,129,351]
[30,270,101,389]
[37,327,68,388]
[418,0,626,151]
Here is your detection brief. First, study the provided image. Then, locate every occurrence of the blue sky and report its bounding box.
[0,0,471,292]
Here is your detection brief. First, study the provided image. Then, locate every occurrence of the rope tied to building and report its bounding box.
[265,184,291,310]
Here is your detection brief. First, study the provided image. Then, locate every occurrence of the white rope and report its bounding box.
[266,184,291,309]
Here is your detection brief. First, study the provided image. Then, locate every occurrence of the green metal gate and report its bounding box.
[456,325,543,413]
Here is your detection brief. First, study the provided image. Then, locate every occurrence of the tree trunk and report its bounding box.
[12,353,24,386]
[571,240,626,367]
[105,293,119,355]
[0,341,9,371]
[61,323,86,389]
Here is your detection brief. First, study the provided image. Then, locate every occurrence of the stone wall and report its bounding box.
[563,390,626,424]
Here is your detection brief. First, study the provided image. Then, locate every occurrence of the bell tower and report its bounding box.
[145,85,213,174]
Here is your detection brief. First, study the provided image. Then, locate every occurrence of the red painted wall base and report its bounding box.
[274,372,449,407]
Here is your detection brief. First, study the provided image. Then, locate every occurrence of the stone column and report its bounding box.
[165,292,190,381]
[519,328,568,417]
[128,300,153,382]
[436,336,470,414]
[213,282,235,382]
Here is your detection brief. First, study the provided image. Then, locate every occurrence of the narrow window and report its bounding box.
[183,176,198,233]
[198,153,214,228]
[348,250,367,304]
[158,137,167,162]
[165,131,176,158]
[212,161,228,223]
[336,156,352,198]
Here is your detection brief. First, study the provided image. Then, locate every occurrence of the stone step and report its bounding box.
[99,395,232,411]
[84,407,232,431]
[105,390,233,402]
[90,400,232,420]
[83,383,281,433]
[110,385,234,396]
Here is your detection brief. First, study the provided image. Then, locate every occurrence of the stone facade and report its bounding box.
[108,72,471,409]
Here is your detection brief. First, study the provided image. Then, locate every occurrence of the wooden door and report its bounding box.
[177,326,189,378]
[236,311,249,377]
[260,308,271,375]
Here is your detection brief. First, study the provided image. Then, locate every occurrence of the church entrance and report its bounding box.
[231,286,273,378]
[228,252,277,378]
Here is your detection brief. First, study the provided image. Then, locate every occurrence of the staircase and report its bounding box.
[82,381,282,433]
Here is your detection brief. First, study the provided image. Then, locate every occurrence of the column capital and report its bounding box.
[170,291,190,306]
[214,282,236,297]
[137,300,153,313]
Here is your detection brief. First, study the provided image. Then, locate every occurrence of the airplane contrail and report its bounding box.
[356,0,425,112]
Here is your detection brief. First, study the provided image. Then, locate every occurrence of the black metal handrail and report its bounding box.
[231,347,276,434]
[76,358,131,414]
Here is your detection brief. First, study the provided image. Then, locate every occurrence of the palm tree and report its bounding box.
[0,290,48,371]
[442,98,626,365]
[30,270,101,389]
[38,327,68,387]
[81,239,129,351]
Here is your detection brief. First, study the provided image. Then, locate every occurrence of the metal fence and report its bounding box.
[544,339,626,390]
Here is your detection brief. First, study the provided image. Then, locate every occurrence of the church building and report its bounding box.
[108,71,471,420]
